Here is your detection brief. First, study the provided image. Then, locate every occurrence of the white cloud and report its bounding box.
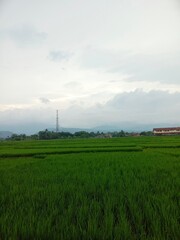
[48,50,72,62]
[0,90,180,132]
[0,0,180,131]
[0,25,47,47]
[59,90,180,127]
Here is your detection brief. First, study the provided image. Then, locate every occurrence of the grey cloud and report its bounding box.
[109,53,180,84]
[1,90,180,132]
[48,50,72,62]
[175,0,180,8]
[56,90,180,126]
[39,97,50,104]
[0,25,47,46]
[80,48,180,84]
[57,90,180,128]
[105,90,180,122]
[107,90,180,108]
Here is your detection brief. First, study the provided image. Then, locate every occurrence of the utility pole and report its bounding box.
[56,110,59,132]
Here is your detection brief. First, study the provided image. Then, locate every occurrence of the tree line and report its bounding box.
[7,129,153,141]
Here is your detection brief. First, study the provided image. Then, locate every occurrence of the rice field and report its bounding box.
[0,136,179,239]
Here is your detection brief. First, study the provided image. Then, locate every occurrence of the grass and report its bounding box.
[0,136,179,239]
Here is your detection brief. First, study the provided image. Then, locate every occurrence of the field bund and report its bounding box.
[0,136,179,239]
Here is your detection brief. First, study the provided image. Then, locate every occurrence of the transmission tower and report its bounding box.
[56,110,59,132]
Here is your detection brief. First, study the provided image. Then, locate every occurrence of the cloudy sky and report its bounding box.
[0,0,180,132]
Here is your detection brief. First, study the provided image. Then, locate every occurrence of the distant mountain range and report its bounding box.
[1,121,179,136]
[0,131,13,139]
[56,122,180,134]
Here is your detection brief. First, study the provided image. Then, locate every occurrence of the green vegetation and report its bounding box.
[6,129,153,141]
[0,136,179,239]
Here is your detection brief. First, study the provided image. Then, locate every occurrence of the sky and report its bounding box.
[0,0,180,133]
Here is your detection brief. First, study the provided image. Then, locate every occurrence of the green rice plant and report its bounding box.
[0,137,179,239]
